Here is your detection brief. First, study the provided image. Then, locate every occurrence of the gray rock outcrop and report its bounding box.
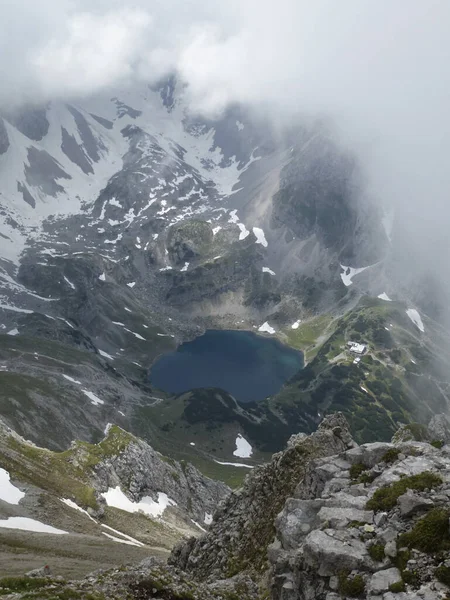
[170,412,356,579]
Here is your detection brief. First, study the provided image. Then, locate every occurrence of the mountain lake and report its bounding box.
[149,329,304,403]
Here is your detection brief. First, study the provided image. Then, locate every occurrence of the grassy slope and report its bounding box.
[272,297,450,443]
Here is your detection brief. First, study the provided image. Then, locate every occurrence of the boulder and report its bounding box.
[303,529,369,576]
[368,568,402,594]
[26,565,51,577]
[317,506,373,529]
[397,490,434,517]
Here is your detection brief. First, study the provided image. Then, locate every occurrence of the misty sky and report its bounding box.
[1,0,450,286]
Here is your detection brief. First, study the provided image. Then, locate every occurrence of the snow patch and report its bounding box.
[406,309,425,332]
[253,227,268,247]
[233,434,253,458]
[124,328,146,340]
[63,276,76,290]
[204,512,213,525]
[7,328,19,336]
[0,468,25,504]
[212,226,222,235]
[101,524,144,546]
[214,460,254,469]
[60,498,96,522]
[101,486,176,518]
[102,531,141,546]
[99,349,114,360]
[238,223,250,240]
[127,282,136,288]
[378,292,392,302]
[180,262,189,272]
[0,517,67,535]
[262,267,276,276]
[81,389,104,406]
[99,273,106,281]
[0,304,33,314]
[340,264,369,286]
[258,322,275,334]
[62,374,81,385]
[228,210,239,224]
[291,320,301,330]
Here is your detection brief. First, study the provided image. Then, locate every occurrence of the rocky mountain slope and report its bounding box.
[0,78,449,499]
[4,413,450,599]
[0,418,228,578]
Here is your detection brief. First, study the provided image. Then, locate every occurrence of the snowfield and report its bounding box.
[101,486,177,518]
[253,227,268,247]
[0,517,67,535]
[406,308,425,332]
[0,468,25,504]
[378,292,392,301]
[340,264,370,286]
[258,322,275,334]
[233,434,253,458]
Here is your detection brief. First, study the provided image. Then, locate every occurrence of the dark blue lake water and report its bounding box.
[149,329,303,403]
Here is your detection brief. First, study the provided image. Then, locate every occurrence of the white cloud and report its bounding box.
[1,1,450,315]
[31,9,152,99]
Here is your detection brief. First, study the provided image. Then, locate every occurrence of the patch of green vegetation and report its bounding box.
[399,508,450,553]
[368,543,385,562]
[366,472,442,512]
[0,577,49,595]
[435,565,450,586]
[72,426,136,469]
[401,569,419,587]
[381,448,401,464]
[431,440,444,449]
[1,425,136,510]
[394,549,411,572]
[389,581,406,593]
[338,571,366,597]
[285,315,333,358]
[404,423,429,441]
[347,521,366,528]
[350,463,366,480]
[359,472,377,485]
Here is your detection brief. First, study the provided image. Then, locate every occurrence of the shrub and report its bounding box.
[381,448,400,464]
[435,565,450,586]
[366,472,442,512]
[393,549,411,571]
[389,581,406,593]
[402,569,419,586]
[368,543,385,562]
[350,463,366,480]
[405,423,429,441]
[399,509,450,553]
[0,577,49,594]
[338,571,366,597]
[431,440,444,449]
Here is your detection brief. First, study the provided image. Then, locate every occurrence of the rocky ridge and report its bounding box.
[0,419,228,577]
[4,414,450,598]
[5,413,450,598]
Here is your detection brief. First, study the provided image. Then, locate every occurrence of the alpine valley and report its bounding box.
[1,80,450,593]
